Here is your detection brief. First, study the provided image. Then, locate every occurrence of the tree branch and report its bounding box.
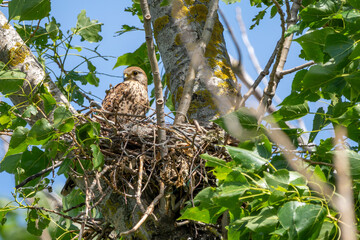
[257,0,302,118]
[139,0,167,157]
[0,11,77,125]
[279,61,314,77]
[173,0,219,125]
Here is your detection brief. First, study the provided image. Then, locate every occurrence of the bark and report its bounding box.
[148,0,240,124]
[0,11,77,123]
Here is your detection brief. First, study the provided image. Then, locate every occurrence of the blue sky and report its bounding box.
[0,0,314,198]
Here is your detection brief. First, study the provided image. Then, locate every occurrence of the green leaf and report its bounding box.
[299,0,339,24]
[75,122,100,146]
[90,144,104,170]
[272,102,310,121]
[0,153,22,174]
[22,105,38,118]
[73,10,103,43]
[295,28,335,63]
[40,92,56,114]
[245,207,278,233]
[28,119,54,145]
[45,17,60,41]
[294,204,326,239]
[303,63,339,91]
[201,153,228,168]
[20,147,50,180]
[346,150,360,178]
[292,69,308,92]
[349,43,360,60]
[278,202,326,239]
[348,0,360,9]
[344,72,360,93]
[115,24,142,36]
[324,34,354,65]
[54,106,74,133]
[53,106,72,128]
[225,146,267,172]
[312,165,327,182]
[26,209,50,236]
[213,108,259,140]
[84,72,99,86]
[0,70,26,94]
[309,107,326,143]
[8,0,51,21]
[114,42,147,69]
[178,187,227,224]
[6,126,29,156]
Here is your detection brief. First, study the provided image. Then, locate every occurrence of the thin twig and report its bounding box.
[139,0,167,157]
[16,161,62,189]
[238,40,280,108]
[279,61,315,77]
[173,0,219,125]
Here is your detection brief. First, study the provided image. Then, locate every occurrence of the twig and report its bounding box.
[238,40,280,108]
[219,9,241,65]
[120,181,165,236]
[173,0,219,125]
[139,0,167,158]
[279,61,315,77]
[333,127,357,240]
[136,155,146,213]
[15,161,62,189]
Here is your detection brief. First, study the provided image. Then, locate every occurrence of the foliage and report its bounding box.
[0,0,360,239]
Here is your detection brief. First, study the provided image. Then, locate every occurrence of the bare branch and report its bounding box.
[238,40,280,108]
[279,61,315,77]
[257,0,302,118]
[174,0,219,125]
[15,161,62,189]
[139,0,167,156]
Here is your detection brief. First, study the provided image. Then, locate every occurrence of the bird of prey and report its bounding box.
[102,66,149,124]
[61,66,149,196]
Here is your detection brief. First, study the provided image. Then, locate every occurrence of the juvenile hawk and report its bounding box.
[102,66,149,123]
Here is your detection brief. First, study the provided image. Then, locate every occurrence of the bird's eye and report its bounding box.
[133,71,138,76]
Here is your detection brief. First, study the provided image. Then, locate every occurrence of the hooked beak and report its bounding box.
[124,73,128,80]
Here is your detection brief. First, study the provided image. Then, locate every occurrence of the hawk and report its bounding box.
[61,66,149,196]
[102,66,149,124]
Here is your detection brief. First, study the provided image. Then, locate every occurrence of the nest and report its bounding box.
[69,111,233,239]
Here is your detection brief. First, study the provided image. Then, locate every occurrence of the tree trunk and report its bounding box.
[148,0,240,123]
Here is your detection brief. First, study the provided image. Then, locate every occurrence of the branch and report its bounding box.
[15,161,62,189]
[279,61,315,77]
[173,0,219,125]
[237,40,280,108]
[0,11,77,125]
[257,0,302,118]
[139,0,167,157]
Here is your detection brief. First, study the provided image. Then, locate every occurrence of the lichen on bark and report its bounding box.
[148,0,240,123]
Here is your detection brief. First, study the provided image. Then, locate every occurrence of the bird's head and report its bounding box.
[123,67,148,86]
